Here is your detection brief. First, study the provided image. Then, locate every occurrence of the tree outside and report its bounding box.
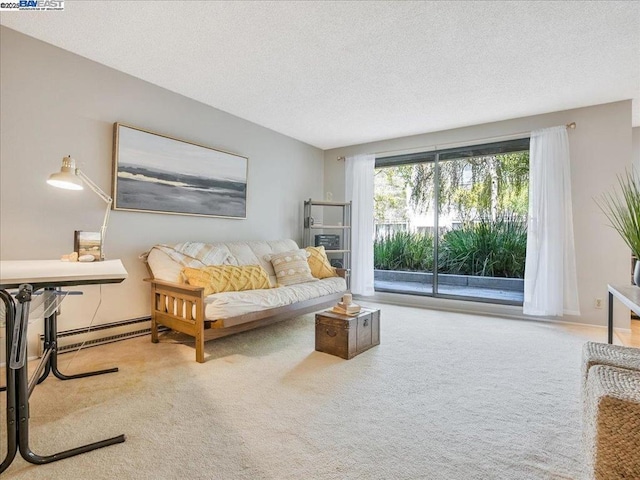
[374,165,412,231]
[407,152,529,221]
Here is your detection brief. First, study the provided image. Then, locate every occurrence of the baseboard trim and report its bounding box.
[38,316,168,355]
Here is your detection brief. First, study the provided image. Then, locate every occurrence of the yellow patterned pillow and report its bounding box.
[305,246,338,279]
[181,265,271,296]
[267,249,317,286]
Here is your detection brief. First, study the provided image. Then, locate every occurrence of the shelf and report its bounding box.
[303,199,351,289]
[305,200,350,207]
[309,225,351,229]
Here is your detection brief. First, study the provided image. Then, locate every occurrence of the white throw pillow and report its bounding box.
[265,249,317,286]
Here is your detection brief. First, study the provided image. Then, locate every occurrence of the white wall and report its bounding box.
[0,27,324,355]
[325,101,634,330]
[633,127,640,172]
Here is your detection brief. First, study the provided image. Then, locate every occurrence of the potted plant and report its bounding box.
[597,170,640,285]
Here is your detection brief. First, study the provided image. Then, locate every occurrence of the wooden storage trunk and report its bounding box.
[315,308,380,359]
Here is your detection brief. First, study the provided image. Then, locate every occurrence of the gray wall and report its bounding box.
[325,101,634,330]
[0,27,324,353]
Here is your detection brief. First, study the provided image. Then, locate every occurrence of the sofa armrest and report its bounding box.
[144,278,205,321]
[143,277,204,295]
[145,276,208,362]
[335,268,348,279]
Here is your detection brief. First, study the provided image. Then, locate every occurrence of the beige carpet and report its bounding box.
[1,302,597,479]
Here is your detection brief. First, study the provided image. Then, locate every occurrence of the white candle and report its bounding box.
[342,293,352,305]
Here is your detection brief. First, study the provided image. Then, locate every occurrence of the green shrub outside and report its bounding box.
[373,231,435,271]
[374,216,527,278]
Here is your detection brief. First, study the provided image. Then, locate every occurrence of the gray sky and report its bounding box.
[117,125,247,183]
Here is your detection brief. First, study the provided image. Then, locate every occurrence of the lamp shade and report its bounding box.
[47,156,83,190]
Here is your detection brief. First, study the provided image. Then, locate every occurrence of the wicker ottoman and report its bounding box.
[583,365,640,480]
[581,342,640,384]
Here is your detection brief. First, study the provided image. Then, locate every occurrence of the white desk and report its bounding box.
[0,259,128,473]
[607,284,640,344]
[0,259,128,288]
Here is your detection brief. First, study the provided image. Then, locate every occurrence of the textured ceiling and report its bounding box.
[1,1,639,149]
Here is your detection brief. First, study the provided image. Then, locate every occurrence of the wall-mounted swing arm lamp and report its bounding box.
[47,155,112,260]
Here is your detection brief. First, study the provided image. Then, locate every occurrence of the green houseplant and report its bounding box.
[597,170,640,284]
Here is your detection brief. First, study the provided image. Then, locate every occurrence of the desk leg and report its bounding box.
[7,285,125,467]
[608,291,614,344]
[37,287,118,384]
[0,290,18,474]
[16,358,125,465]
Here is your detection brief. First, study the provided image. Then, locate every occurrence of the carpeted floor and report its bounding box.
[1,302,598,479]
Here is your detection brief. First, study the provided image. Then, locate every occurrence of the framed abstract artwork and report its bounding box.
[112,123,248,218]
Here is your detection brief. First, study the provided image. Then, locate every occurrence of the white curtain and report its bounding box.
[346,154,375,296]
[523,126,580,316]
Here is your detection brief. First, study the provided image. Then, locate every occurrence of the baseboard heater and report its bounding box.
[39,316,168,355]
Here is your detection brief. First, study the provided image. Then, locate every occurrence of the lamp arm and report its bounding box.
[99,198,112,243]
[76,169,113,260]
[76,169,112,204]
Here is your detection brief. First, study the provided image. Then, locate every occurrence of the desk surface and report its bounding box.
[0,259,128,289]
[608,284,640,316]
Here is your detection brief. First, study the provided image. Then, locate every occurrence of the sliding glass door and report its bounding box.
[373,138,529,305]
[374,163,434,295]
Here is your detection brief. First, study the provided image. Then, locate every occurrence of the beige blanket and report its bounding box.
[150,242,230,268]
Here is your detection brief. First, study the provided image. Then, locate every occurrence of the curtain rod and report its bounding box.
[336,122,577,161]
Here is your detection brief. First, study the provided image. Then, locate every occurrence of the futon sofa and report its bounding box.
[144,239,348,362]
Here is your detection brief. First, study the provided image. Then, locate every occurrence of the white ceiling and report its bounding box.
[2,1,639,150]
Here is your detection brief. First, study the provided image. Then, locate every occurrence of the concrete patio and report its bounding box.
[374,270,524,303]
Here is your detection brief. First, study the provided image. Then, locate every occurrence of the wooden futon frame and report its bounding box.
[144,269,346,363]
